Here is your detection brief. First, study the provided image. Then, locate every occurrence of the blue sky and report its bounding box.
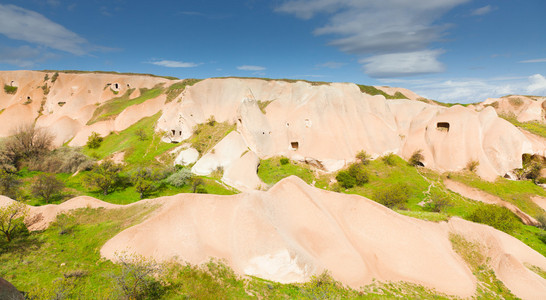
[0,0,545,103]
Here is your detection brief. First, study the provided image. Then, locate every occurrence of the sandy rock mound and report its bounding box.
[100,176,546,298]
[0,195,121,231]
[477,95,546,123]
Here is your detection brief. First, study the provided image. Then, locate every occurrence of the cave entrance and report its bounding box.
[437,122,450,132]
[290,142,299,150]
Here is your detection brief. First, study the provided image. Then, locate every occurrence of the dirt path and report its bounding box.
[443,179,539,226]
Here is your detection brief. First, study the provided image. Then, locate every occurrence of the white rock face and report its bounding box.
[174,148,199,166]
[191,131,248,176]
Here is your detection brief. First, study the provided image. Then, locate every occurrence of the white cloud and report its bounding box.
[277,0,470,77]
[520,58,546,63]
[380,74,546,103]
[471,5,495,16]
[149,60,200,68]
[0,46,56,68]
[237,65,266,71]
[0,4,88,55]
[316,61,345,69]
[360,50,445,77]
[527,74,546,95]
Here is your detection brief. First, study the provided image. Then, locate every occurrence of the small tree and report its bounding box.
[423,191,452,212]
[191,177,205,193]
[31,173,65,203]
[0,201,29,242]
[130,168,160,199]
[355,150,371,165]
[409,149,424,167]
[86,132,103,149]
[0,169,22,199]
[83,159,123,195]
[135,128,148,141]
[111,253,163,299]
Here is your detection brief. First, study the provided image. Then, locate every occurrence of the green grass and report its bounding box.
[0,205,466,299]
[87,87,163,125]
[357,84,408,99]
[83,112,177,165]
[189,121,236,154]
[448,171,546,218]
[0,205,157,298]
[257,100,273,114]
[41,69,179,80]
[257,157,315,186]
[165,79,201,103]
[1,206,524,299]
[499,113,546,138]
[3,84,17,94]
[526,264,546,280]
[449,234,518,299]
[396,210,450,222]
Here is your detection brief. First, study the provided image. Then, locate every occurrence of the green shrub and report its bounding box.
[86,132,103,149]
[466,204,520,234]
[373,184,410,209]
[423,191,452,212]
[466,160,479,172]
[3,85,17,94]
[381,153,396,166]
[409,149,424,167]
[336,171,355,189]
[538,232,546,244]
[165,168,193,187]
[280,157,290,165]
[347,163,369,186]
[537,214,546,230]
[51,72,59,83]
[355,150,371,165]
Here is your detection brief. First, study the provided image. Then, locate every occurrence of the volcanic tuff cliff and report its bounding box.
[1,70,545,185]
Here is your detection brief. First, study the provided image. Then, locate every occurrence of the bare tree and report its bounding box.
[3,124,54,168]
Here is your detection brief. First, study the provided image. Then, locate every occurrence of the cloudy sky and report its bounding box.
[0,0,545,103]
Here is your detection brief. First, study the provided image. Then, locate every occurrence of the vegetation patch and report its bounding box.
[3,84,17,94]
[449,234,518,299]
[189,120,236,154]
[499,112,546,138]
[41,70,179,80]
[357,84,408,99]
[257,157,314,185]
[0,205,157,298]
[87,87,162,125]
[83,113,176,165]
[447,171,546,218]
[165,79,201,103]
[257,100,273,114]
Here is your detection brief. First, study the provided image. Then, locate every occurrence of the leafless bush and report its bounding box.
[2,124,54,168]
